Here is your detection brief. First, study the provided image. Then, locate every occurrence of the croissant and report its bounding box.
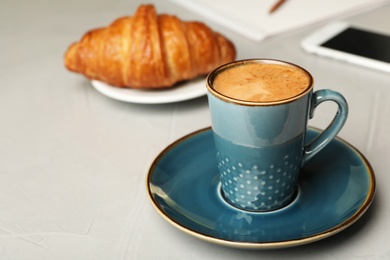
[64,4,236,89]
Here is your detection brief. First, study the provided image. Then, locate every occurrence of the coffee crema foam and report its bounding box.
[213,63,311,102]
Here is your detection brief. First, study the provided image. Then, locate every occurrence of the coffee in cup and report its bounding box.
[206,59,348,212]
[213,62,310,102]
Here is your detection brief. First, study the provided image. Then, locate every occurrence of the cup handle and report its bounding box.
[302,89,348,165]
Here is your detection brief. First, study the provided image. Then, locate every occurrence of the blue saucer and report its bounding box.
[147,127,375,249]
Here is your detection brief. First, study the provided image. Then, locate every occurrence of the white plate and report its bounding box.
[91,77,206,104]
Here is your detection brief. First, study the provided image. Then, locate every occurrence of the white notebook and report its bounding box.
[169,0,390,42]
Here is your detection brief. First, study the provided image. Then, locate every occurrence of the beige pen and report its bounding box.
[269,0,287,14]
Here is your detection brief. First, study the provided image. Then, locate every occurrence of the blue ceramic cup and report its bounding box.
[206,59,348,212]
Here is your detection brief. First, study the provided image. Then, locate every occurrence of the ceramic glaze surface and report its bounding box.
[206,60,348,211]
[207,88,311,210]
[147,128,375,249]
[207,93,309,146]
[214,133,303,211]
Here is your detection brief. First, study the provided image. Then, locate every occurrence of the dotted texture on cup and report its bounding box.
[217,152,299,211]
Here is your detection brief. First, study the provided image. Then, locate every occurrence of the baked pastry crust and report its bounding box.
[64,4,236,89]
